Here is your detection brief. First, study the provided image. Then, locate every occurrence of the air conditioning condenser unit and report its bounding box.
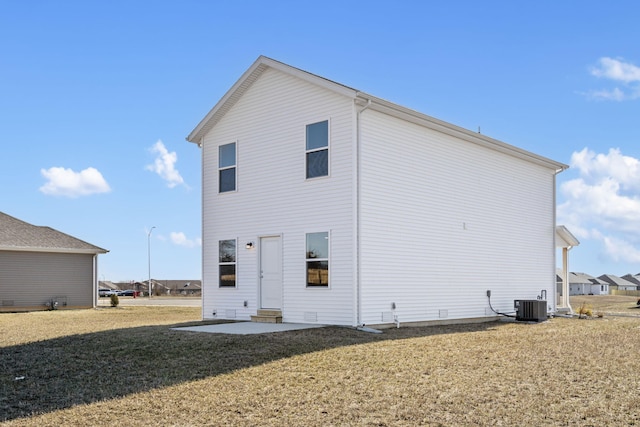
[514,299,547,322]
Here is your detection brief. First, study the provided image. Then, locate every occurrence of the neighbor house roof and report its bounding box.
[186,56,568,172]
[598,274,638,288]
[0,212,108,254]
[621,274,640,286]
[569,272,606,285]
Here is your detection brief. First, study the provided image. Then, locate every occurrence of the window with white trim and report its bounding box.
[219,239,236,287]
[219,142,236,192]
[305,120,328,179]
[306,232,329,287]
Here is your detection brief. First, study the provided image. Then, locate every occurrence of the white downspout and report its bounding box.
[200,136,205,320]
[355,97,371,326]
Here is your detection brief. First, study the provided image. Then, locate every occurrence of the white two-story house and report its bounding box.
[187,56,567,327]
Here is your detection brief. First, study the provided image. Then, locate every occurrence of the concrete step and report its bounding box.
[250,315,283,323]
[257,309,282,317]
[251,309,283,323]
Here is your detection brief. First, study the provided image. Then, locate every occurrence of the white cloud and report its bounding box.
[146,140,186,188]
[39,166,111,198]
[591,57,640,83]
[586,87,626,101]
[170,232,201,248]
[587,57,640,101]
[558,147,640,263]
[601,234,640,263]
[571,147,640,192]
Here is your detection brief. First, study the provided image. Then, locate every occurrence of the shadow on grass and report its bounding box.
[0,319,505,422]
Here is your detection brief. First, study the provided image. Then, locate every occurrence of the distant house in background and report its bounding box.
[569,272,608,295]
[147,279,202,296]
[100,279,202,296]
[598,274,638,292]
[100,280,202,296]
[0,212,108,311]
[98,280,120,292]
[621,274,640,289]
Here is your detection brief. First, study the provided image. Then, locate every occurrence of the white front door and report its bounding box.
[260,236,282,309]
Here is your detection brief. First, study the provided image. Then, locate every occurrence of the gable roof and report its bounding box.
[186,56,568,172]
[0,212,108,254]
[621,274,640,286]
[570,272,607,285]
[598,274,638,287]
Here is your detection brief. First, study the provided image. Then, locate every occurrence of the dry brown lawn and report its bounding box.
[2,299,640,426]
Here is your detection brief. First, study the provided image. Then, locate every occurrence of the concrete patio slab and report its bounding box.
[173,321,326,335]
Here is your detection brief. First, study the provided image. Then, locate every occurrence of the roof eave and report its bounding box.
[0,245,109,255]
[186,56,358,144]
[556,225,580,248]
[187,56,568,173]
[357,92,568,172]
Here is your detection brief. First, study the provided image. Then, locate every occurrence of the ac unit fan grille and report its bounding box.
[514,299,547,322]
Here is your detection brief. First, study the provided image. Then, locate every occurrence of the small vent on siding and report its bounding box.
[2,300,14,306]
[304,312,318,322]
[439,309,448,318]
[225,309,237,318]
[381,311,393,322]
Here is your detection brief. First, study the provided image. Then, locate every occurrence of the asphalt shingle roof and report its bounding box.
[598,274,638,288]
[0,212,107,254]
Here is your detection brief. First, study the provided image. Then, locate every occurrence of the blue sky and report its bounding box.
[2,1,640,281]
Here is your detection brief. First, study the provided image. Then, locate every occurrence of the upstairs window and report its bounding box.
[305,120,328,179]
[219,142,236,192]
[306,232,329,287]
[219,239,236,287]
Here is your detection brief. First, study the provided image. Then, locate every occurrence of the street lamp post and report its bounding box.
[148,226,156,298]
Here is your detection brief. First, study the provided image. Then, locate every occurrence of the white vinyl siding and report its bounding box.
[0,251,94,310]
[195,59,562,327]
[201,67,354,325]
[358,109,556,325]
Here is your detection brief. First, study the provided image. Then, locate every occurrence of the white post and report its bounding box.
[563,246,572,313]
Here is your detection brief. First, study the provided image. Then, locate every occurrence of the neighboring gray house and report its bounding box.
[621,274,640,288]
[598,274,638,291]
[157,280,202,296]
[187,56,567,327]
[0,212,108,311]
[137,279,202,296]
[569,272,608,295]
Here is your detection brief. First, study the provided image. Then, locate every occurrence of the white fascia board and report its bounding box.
[261,56,358,98]
[186,57,269,143]
[358,92,569,172]
[0,246,108,255]
[555,225,580,248]
[186,56,358,144]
